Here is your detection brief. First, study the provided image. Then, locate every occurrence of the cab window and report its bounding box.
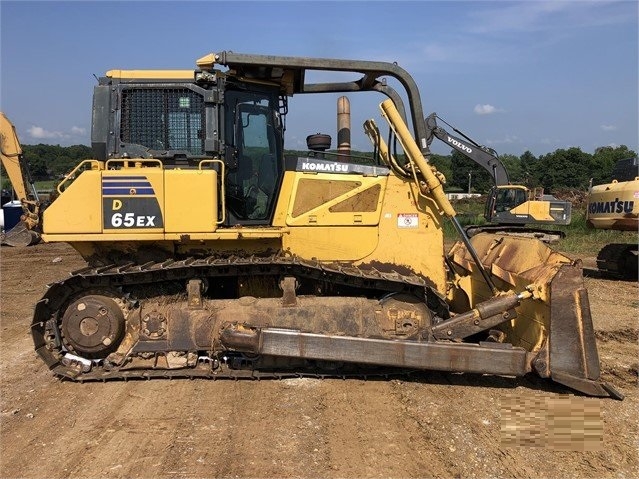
[224,90,282,223]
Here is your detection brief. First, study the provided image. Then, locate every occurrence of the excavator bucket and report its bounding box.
[1,220,41,247]
[448,233,623,399]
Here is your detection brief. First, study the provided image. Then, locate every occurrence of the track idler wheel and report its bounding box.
[61,295,125,359]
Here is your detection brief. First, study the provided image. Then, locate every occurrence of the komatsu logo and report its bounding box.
[301,161,350,173]
[447,136,472,154]
[588,198,634,215]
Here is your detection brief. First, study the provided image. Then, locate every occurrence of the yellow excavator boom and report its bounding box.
[0,112,41,246]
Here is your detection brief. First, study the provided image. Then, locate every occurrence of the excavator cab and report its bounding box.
[488,185,528,215]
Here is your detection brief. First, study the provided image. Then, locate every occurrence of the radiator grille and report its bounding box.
[121,88,205,155]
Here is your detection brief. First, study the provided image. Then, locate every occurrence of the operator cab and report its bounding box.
[485,185,527,221]
[495,186,527,212]
[223,86,283,225]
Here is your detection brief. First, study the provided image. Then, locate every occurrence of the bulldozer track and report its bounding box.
[32,254,439,382]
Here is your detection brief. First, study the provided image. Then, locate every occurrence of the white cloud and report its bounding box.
[467,1,634,35]
[486,135,519,145]
[27,125,87,140]
[28,126,65,139]
[600,124,617,131]
[474,104,501,115]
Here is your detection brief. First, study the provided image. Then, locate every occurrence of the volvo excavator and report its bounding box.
[424,113,571,242]
[10,51,622,399]
[0,112,41,246]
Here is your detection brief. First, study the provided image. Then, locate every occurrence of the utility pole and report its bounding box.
[467,172,472,194]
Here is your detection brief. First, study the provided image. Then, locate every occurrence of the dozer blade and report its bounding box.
[1,221,41,247]
[448,233,623,400]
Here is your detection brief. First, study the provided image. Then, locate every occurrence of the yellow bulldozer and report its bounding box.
[3,51,622,399]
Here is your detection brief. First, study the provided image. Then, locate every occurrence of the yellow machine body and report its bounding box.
[23,52,622,399]
[0,113,41,246]
[44,161,447,292]
[585,159,638,278]
[488,185,571,226]
[586,177,639,231]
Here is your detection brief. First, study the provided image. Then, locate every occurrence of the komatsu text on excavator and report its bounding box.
[586,157,639,279]
[7,51,623,399]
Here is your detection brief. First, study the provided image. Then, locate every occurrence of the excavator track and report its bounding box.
[32,254,444,382]
[596,243,639,280]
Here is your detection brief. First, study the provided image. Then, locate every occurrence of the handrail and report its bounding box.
[57,160,103,194]
[199,159,226,225]
[105,158,163,169]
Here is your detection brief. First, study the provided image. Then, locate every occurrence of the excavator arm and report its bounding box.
[425,112,509,185]
[0,112,41,246]
[424,113,570,238]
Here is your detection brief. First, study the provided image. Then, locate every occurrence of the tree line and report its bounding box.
[2,142,636,194]
[428,144,636,193]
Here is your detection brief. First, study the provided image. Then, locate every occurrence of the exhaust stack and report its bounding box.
[337,96,351,161]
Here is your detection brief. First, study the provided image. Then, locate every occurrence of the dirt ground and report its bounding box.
[0,242,637,479]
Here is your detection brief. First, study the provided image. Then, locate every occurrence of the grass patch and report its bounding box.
[35,180,57,191]
[443,197,637,257]
[556,214,636,255]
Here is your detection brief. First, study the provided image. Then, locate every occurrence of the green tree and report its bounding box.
[519,150,539,187]
[590,145,637,185]
[20,143,94,180]
[450,150,493,193]
[536,147,593,190]
[499,154,523,183]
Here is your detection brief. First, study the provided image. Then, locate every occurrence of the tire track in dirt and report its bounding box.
[312,378,439,478]
[400,374,638,478]
[2,378,185,478]
[202,378,328,478]
[391,373,532,478]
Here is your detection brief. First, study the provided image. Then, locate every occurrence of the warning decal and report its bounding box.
[397,213,419,228]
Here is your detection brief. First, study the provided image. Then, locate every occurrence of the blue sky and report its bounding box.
[1,0,637,157]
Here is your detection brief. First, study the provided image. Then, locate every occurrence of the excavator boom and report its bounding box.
[0,112,41,246]
[425,112,509,185]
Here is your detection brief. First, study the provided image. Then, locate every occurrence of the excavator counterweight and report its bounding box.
[586,157,639,278]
